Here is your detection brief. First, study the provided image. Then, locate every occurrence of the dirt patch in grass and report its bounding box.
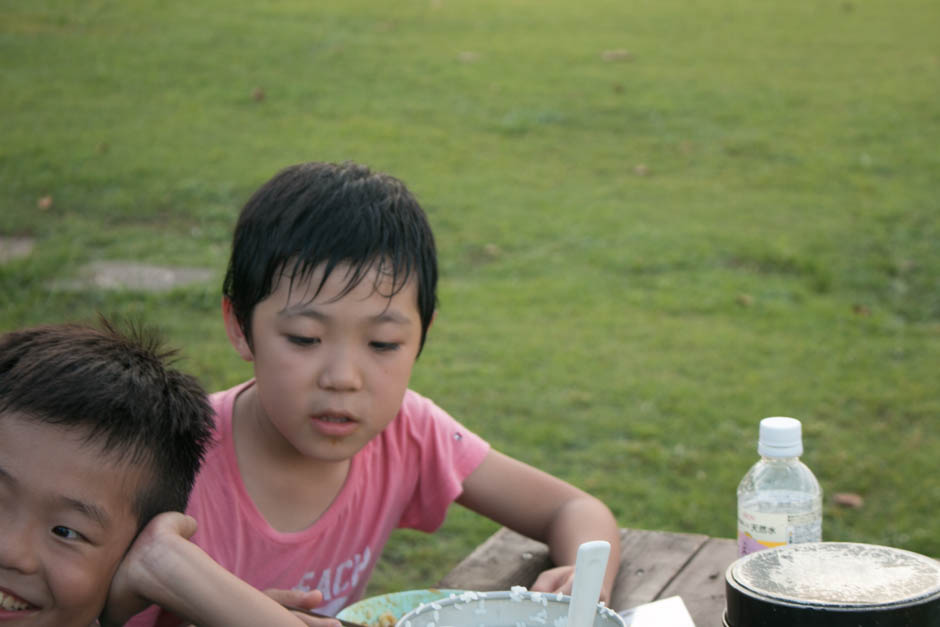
[0,236,35,263]
[50,261,214,292]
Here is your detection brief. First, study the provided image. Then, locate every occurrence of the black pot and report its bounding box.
[724,542,940,627]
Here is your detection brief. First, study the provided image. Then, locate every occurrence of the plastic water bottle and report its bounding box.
[737,416,822,557]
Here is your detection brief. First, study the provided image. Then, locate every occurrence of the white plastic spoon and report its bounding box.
[566,540,612,627]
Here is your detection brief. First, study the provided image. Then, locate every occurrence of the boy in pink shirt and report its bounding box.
[130,162,621,627]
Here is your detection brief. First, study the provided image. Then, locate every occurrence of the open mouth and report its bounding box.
[318,414,353,423]
[313,409,357,424]
[0,589,38,612]
[311,411,359,437]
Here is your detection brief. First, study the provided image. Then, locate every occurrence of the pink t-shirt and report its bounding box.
[128,380,489,627]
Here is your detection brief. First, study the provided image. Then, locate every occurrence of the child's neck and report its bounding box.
[232,386,352,533]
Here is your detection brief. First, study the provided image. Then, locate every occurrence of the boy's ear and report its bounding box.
[222,297,254,362]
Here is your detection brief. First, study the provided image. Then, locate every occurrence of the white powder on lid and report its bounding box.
[734,542,940,606]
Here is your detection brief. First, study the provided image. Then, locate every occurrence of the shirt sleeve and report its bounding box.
[396,392,490,531]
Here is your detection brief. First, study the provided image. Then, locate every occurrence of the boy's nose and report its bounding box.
[318,347,363,391]
[0,519,41,575]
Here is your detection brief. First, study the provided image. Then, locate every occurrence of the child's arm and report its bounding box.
[102,512,333,627]
[456,450,621,602]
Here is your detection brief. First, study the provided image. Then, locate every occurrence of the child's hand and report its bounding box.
[531,564,577,598]
[262,588,339,627]
[101,511,198,626]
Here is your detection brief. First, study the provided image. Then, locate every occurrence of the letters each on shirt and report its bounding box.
[294,547,373,615]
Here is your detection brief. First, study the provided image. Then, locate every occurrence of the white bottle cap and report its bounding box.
[758,416,803,457]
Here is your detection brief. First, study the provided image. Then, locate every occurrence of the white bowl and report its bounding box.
[395,588,625,627]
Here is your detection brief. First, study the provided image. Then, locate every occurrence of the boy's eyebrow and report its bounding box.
[370,309,413,325]
[58,495,112,531]
[280,306,413,325]
[0,463,112,530]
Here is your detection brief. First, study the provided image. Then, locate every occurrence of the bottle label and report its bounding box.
[738,510,788,555]
[737,508,822,556]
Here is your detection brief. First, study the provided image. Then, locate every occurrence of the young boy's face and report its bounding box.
[0,414,143,627]
[225,263,425,463]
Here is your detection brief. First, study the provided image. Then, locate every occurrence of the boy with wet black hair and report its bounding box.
[0,320,311,626]
[131,161,621,627]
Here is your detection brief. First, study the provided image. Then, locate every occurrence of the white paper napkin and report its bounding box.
[617,596,696,627]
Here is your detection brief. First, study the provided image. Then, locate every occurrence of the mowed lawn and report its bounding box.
[1,0,937,595]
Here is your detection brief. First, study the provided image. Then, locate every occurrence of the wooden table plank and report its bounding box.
[439,527,552,591]
[658,536,737,627]
[609,528,709,611]
[439,526,733,624]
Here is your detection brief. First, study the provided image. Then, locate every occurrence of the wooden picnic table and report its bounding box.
[439,527,737,627]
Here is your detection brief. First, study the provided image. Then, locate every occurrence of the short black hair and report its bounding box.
[222,161,438,353]
[0,319,213,530]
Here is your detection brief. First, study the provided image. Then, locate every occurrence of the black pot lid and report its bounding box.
[729,542,940,609]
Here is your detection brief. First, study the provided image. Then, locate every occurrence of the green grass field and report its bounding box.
[2,0,938,596]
